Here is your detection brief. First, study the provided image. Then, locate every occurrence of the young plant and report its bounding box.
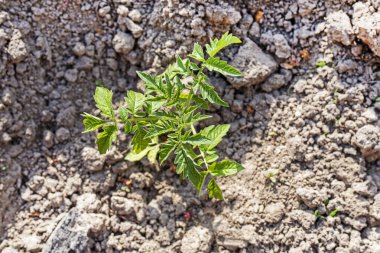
[82,32,245,200]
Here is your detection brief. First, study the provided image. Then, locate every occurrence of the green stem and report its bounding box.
[190,123,210,171]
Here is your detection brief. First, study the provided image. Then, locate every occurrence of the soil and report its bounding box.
[1,0,380,252]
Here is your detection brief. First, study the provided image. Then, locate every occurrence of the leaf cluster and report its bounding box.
[82,32,244,200]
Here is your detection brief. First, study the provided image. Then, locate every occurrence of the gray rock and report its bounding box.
[75,56,94,70]
[55,127,70,143]
[81,147,105,172]
[180,226,213,253]
[297,0,317,17]
[7,31,28,63]
[125,18,143,38]
[112,31,135,55]
[21,234,41,252]
[42,209,107,253]
[273,34,292,58]
[325,11,354,46]
[261,69,292,92]
[72,42,86,56]
[128,9,142,23]
[362,107,378,122]
[117,5,129,17]
[370,194,380,226]
[296,187,327,208]
[352,180,378,197]
[205,4,241,26]
[64,69,78,83]
[353,125,380,161]
[43,130,54,148]
[76,193,101,213]
[264,202,286,224]
[227,39,278,88]
[111,196,135,216]
[56,106,76,127]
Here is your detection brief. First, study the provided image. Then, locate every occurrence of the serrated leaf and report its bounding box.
[96,125,117,154]
[200,124,230,151]
[184,133,212,145]
[208,178,224,200]
[200,83,228,107]
[209,160,244,176]
[125,90,145,115]
[174,145,198,175]
[205,32,241,57]
[94,87,113,118]
[146,100,166,114]
[131,124,151,153]
[192,95,209,110]
[137,71,156,87]
[189,43,205,62]
[126,146,153,161]
[164,74,174,98]
[187,166,206,192]
[119,107,128,122]
[147,145,160,164]
[124,120,132,134]
[159,140,177,164]
[204,57,241,77]
[176,55,186,73]
[205,154,219,163]
[191,113,212,123]
[82,113,106,133]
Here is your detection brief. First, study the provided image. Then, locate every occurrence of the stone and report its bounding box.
[43,130,54,148]
[76,193,101,213]
[353,2,380,57]
[7,32,28,63]
[325,11,354,46]
[362,107,378,122]
[110,196,135,216]
[353,125,380,161]
[21,234,41,252]
[112,31,135,55]
[55,127,70,143]
[117,5,129,17]
[180,226,213,253]
[75,56,94,70]
[264,202,286,224]
[125,18,143,38]
[73,42,86,56]
[56,106,76,127]
[261,69,292,92]
[128,9,142,23]
[296,187,327,208]
[273,34,291,58]
[370,194,380,225]
[64,69,78,83]
[227,39,278,88]
[205,3,241,26]
[81,147,105,172]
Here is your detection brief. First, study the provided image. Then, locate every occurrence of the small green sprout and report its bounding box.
[263,168,279,184]
[82,32,245,200]
[314,208,339,220]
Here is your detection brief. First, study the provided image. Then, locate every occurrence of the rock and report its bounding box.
[81,147,105,172]
[353,125,380,162]
[98,6,111,17]
[362,107,378,122]
[112,31,135,55]
[128,9,142,23]
[227,39,278,88]
[64,69,78,82]
[21,234,42,252]
[125,18,143,38]
[325,11,354,46]
[42,210,96,253]
[296,187,327,208]
[76,193,101,213]
[352,180,378,197]
[75,56,94,70]
[297,0,317,17]
[206,4,241,26]
[55,127,70,143]
[111,196,135,216]
[7,31,28,63]
[117,5,129,17]
[352,2,380,56]
[261,69,292,92]
[73,42,86,56]
[370,194,380,226]
[273,34,292,58]
[180,226,213,253]
[56,106,76,127]
[264,202,286,224]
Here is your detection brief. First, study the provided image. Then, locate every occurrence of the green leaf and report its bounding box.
[192,95,209,110]
[137,71,156,87]
[96,125,117,154]
[209,160,244,176]
[189,43,205,62]
[147,145,160,164]
[126,146,153,161]
[203,57,241,77]
[131,124,151,153]
[174,145,198,175]
[146,100,166,114]
[200,83,228,107]
[94,87,113,118]
[82,113,106,133]
[205,154,219,163]
[184,133,212,145]
[191,113,212,123]
[208,178,224,200]
[119,107,129,122]
[375,96,380,102]
[200,124,230,151]
[205,32,241,57]
[164,74,174,98]
[187,166,206,192]
[176,55,186,73]
[125,90,145,115]
[145,120,175,139]
[329,209,339,218]
[159,140,177,164]
[124,120,132,134]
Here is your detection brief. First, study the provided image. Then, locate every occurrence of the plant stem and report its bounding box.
[190,123,210,171]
